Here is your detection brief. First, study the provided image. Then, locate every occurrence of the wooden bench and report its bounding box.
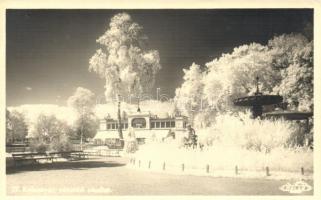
[12,151,89,166]
[12,152,55,166]
[49,151,89,161]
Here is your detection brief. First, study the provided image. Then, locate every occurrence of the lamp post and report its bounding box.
[137,96,141,112]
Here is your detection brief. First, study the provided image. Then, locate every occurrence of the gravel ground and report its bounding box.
[6,157,313,195]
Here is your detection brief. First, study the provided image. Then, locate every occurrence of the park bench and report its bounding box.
[12,152,55,166]
[48,151,89,161]
[12,151,89,166]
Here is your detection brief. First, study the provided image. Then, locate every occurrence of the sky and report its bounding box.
[6,9,313,106]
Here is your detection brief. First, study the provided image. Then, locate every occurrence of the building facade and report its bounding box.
[93,111,188,146]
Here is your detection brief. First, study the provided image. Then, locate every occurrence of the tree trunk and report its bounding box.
[117,97,124,148]
[80,132,83,151]
[12,131,15,144]
[80,117,84,151]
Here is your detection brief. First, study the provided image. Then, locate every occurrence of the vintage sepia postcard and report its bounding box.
[1,0,320,199]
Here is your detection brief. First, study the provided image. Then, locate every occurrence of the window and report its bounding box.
[107,124,111,130]
[171,121,175,128]
[156,122,160,128]
[125,123,128,129]
[161,122,165,128]
[131,118,146,128]
[112,123,115,129]
[151,122,155,128]
[166,121,170,128]
[116,123,118,129]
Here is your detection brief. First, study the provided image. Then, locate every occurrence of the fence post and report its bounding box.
[148,160,151,169]
[182,163,185,172]
[266,166,270,176]
[235,165,238,175]
[301,167,304,175]
[163,162,166,171]
[206,164,210,173]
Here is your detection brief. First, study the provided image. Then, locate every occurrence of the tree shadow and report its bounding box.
[6,159,126,174]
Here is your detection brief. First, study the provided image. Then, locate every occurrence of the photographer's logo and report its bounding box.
[279,181,312,194]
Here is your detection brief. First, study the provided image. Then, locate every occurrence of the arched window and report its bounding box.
[131,118,146,128]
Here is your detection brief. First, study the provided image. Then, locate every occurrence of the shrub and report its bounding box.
[198,111,297,152]
[29,140,48,153]
[49,135,73,152]
[125,141,139,153]
[132,111,312,173]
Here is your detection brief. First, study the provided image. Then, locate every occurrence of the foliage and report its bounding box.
[73,114,99,140]
[32,114,67,142]
[174,32,313,125]
[174,63,204,118]
[67,87,98,145]
[202,43,283,116]
[193,111,216,129]
[29,140,48,153]
[125,140,139,153]
[208,111,297,152]
[6,110,28,143]
[270,34,313,111]
[133,111,312,173]
[49,134,73,152]
[67,87,96,115]
[89,13,161,99]
[30,114,73,152]
[268,33,309,69]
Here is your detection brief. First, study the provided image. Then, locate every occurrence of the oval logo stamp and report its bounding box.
[279,180,313,194]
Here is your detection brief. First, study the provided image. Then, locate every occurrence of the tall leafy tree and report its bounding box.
[202,43,279,113]
[174,63,204,121]
[67,87,97,149]
[269,33,313,111]
[89,13,161,141]
[32,114,67,142]
[6,110,28,144]
[31,114,72,152]
[268,33,309,69]
[89,12,161,99]
[73,115,99,142]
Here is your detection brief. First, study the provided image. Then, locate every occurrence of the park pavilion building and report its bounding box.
[93,110,188,146]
